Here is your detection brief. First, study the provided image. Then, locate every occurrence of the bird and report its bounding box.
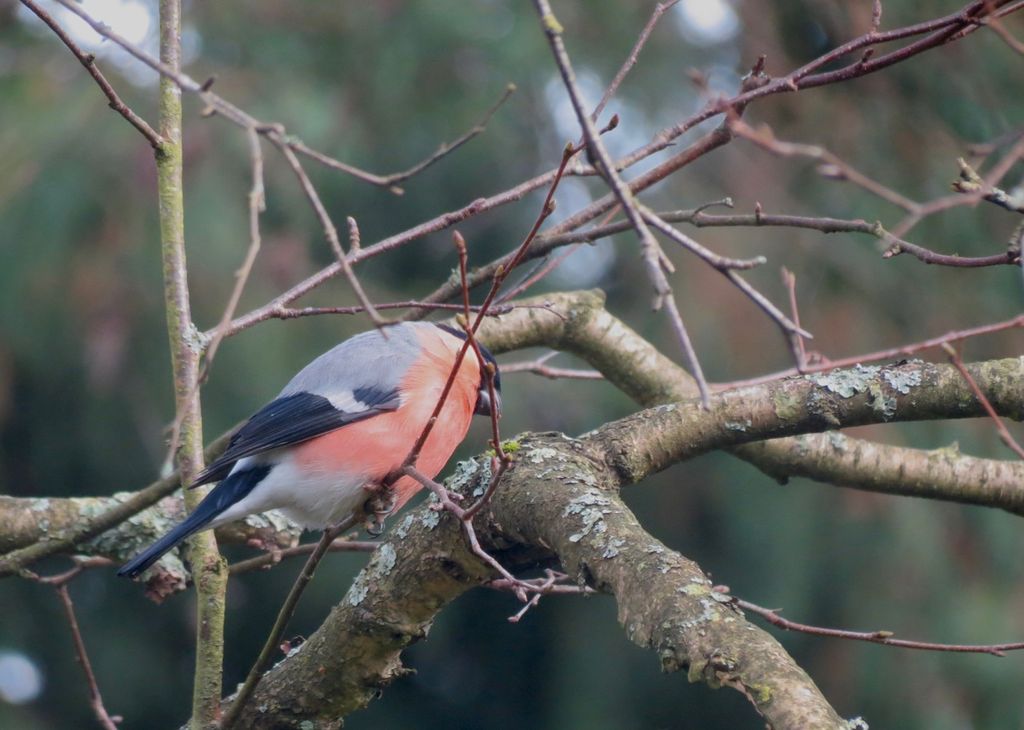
[118,322,501,579]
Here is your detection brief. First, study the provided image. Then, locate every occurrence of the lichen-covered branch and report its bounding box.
[228,436,850,729]
[220,343,1023,728]
[493,435,849,729]
[589,357,1022,486]
[218,485,497,729]
[0,493,300,597]
[4,291,1018,587]
[475,290,1024,514]
[0,431,233,579]
[742,434,1024,516]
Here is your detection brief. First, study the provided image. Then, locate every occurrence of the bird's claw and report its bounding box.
[363,489,397,537]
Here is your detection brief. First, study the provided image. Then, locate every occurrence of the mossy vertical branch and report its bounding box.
[156,0,227,725]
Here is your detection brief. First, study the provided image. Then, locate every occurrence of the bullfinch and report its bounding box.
[118,322,501,579]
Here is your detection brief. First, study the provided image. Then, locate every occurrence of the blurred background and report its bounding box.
[1,1,1023,727]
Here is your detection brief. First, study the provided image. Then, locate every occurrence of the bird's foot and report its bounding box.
[363,489,397,537]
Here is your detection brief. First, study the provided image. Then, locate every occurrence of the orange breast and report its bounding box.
[292,326,481,510]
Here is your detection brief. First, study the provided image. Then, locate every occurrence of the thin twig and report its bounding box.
[533,0,712,406]
[495,192,621,304]
[493,243,582,304]
[286,83,516,192]
[166,127,267,459]
[402,466,538,600]
[264,300,523,323]
[47,0,512,191]
[615,0,1024,171]
[273,139,386,326]
[984,12,1024,54]
[729,117,919,212]
[26,558,120,729]
[641,207,814,351]
[943,343,1024,459]
[228,537,378,575]
[374,83,516,188]
[487,570,593,622]
[501,352,604,380]
[591,1,680,122]
[452,235,510,519]
[453,233,507,462]
[641,208,767,271]
[781,268,808,370]
[221,514,359,729]
[20,0,163,152]
[203,127,266,370]
[737,596,1024,656]
[714,313,1024,390]
[55,584,120,730]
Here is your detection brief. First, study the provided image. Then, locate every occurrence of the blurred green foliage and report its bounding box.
[1,1,1023,728]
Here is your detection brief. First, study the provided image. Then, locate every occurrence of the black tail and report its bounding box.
[117,465,270,579]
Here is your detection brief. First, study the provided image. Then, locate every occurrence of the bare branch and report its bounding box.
[228,537,378,575]
[501,352,603,380]
[533,0,712,406]
[781,268,808,369]
[617,0,1024,170]
[474,290,1024,517]
[154,1,226,720]
[588,357,1024,487]
[943,343,1024,459]
[20,0,163,152]
[273,139,386,326]
[729,117,919,212]
[227,436,849,729]
[221,514,361,729]
[983,12,1024,54]
[201,127,266,371]
[48,0,508,191]
[716,312,1024,390]
[591,1,680,122]
[737,595,1024,656]
[58,585,119,728]
[742,433,1024,517]
[286,83,515,193]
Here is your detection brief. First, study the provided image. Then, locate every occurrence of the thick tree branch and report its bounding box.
[587,358,1022,486]
[220,311,1023,728]
[474,290,1024,513]
[6,292,1019,586]
[0,493,300,597]
[0,430,232,579]
[226,436,850,729]
[743,434,1024,516]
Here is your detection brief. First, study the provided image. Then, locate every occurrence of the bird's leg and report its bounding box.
[362,482,397,537]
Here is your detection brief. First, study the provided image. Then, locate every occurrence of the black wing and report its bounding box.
[193,388,400,486]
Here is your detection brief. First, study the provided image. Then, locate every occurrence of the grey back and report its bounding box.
[279,322,427,404]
